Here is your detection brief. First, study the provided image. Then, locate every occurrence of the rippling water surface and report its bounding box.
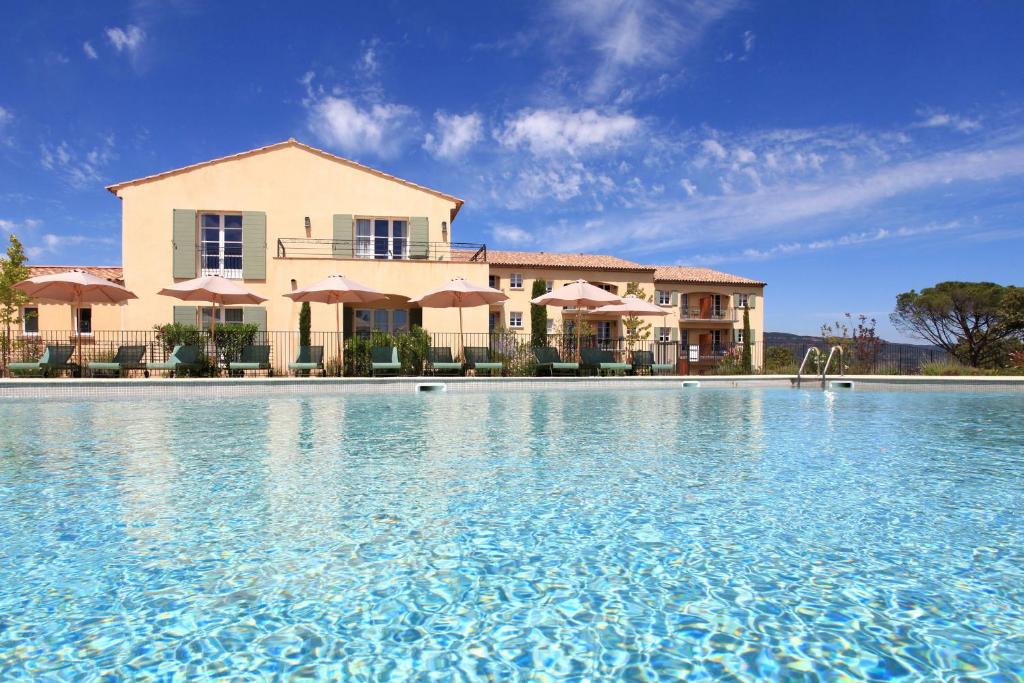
[1,387,1023,681]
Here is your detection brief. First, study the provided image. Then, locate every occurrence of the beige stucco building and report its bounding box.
[17,139,765,368]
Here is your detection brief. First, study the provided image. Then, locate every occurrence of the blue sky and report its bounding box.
[1,1,1022,339]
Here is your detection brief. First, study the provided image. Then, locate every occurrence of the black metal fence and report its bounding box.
[0,329,951,377]
[276,238,487,262]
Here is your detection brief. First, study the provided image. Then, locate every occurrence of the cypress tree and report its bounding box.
[299,301,311,348]
[530,278,547,348]
[741,304,753,373]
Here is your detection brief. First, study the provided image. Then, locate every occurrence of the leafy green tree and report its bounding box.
[530,278,547,348]
[299,301,311,348]
[891,281,1024,367]
[741,305,753,373]
[622,282,652,351]
[0,235,31,371]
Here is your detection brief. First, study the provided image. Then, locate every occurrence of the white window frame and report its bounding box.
[657,327,670,343]
[73,306,93,336]
[656,290,671,306]
[509,273,524,290]
[22,306,39,335]
[736,329,745,344]
[546,281,553,293]
[546,318,554,333]
[509,311,523,328]
[736,293,749,309]
[201,307,244,327]
[356,217,409,260]
[353,308,410,334]
[489,275,500,289]
[200,212,244,279]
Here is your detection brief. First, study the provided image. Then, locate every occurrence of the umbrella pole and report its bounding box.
[336,302,342,377]
[74,295,82,375]
[458,307,464,362]
[577,308,583,362]
[212,301,219,376]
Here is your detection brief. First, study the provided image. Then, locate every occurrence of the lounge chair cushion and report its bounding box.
[88,362,133,371]
[8,361,42,370]
[289,362,321,370]
[597,362,631,371]
[652,363,674,373]
[431,362,463,371]
[229,362,268,370]
[472,362,503,371]
[373,362,401,370]
[550,362,579,370]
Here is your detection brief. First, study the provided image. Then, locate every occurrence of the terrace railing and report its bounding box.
[276,238,487,262]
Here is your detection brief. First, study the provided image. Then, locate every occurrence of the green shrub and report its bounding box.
[154,322,206,352]
[213,324,259,363]
[763,346,797,374]
[397,326,430,375]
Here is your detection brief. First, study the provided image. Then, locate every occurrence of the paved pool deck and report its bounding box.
[2,374,1023,398]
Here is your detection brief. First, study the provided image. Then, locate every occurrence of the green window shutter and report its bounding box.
[173,306,197,326]
[242,211,267,279]
[749,329,756,344]
[409,217,429,259]
[333,214,352,259]
[748,294,756,309]
[733,328,740,343]
[732,294,739,308]
[242,306,267,332]
[670,291,678,306]
[172,209,197,278]
[669,327,678,342]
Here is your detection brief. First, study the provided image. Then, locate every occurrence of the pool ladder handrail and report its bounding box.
[796,347,821,387]
[820,345,845,387]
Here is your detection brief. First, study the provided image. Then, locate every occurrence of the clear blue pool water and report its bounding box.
[0,387,1022,681]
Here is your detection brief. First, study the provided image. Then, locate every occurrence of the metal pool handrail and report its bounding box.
[796,347,821,387]
[822,345,845,387]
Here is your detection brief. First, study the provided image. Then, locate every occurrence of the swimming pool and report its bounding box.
[0,387,1021,680]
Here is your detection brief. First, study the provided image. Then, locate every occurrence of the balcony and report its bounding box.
[276,238,487,262]
[679,306,737,322]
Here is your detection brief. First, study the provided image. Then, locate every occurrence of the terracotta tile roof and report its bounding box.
[654,265,765,286]
[105,139,465,220]
[481,250,655,272]
[29,265,124,284]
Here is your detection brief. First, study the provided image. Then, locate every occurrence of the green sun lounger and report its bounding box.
[8,344,76,377]
[88,345,147,377]
[534,346,579,376]
[631,350,674,375]
[371,346,401,376]
[427,346,464,376]
[464,346,503,376]
[228,345,272,375]
[289,345,324,376]
[581,348,631,376]
[148,344,204,377]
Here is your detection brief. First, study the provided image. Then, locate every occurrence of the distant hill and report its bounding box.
[766,331,943,352]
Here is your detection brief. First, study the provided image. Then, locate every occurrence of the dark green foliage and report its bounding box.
[763,346,797,374]
[299,302,311,348]
[213,323,259,363]
[0,234,31,372]
[343,326,431,376]
[741,305,752,373]
[891,281,1024,367]
[530,279,547,348]
[154,322,206,352]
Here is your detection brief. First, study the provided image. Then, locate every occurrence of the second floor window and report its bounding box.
[489,275,500,289]
[510,273,523,289]
[356,218,408,260]
[509,311,523,328]
[656,290,671,306]
[735,293,749,309]
[201,213,243,278]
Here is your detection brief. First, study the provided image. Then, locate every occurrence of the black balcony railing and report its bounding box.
[276,238,487,262]
[679,307,737,322]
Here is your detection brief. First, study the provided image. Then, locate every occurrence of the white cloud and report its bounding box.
[26,233,117,260]
[490,225,535,246]
[83,41,98,60]
[0,105,11,128]
[743,30,756,54]
[39,135,117,188]
[690,221,962,264]
[105,25,145,55]
[423,112,483,160]
[914,108,981,133]
[680,178,698,196]
[358,39,380,77]
[554,0,739,97]
[307,96,416,159]
[496,108,640,156]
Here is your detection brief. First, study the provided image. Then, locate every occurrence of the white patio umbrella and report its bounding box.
[15,269,138,371]
[283,274,390,374]
[159,275,267,369]
[409,277,508,359]
[590,295,670,317]
[531,279,623,360]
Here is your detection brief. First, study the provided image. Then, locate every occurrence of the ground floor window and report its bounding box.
[74,307,92,335]
[596,320,614,343]
[489,311,499,330]
[657,326,670,343]
[201,307,244,328]
[546,318,554,334]
[354,308,410,335]
[22,307,38,334]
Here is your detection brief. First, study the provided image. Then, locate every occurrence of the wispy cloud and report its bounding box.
[25,233,118,260]
[914,108,981,133]
[552,0,739,99]
[82,41,98,60]
[720,29,756,62]
[423,112,483,160]
[0,217,42,234]
[689,221,962,264]
[0,105,12,145]
[39,135,117,188]
[495,108,641,156]
[307,95,416,159]
[106,25,145,55]
[490,224,535,246]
